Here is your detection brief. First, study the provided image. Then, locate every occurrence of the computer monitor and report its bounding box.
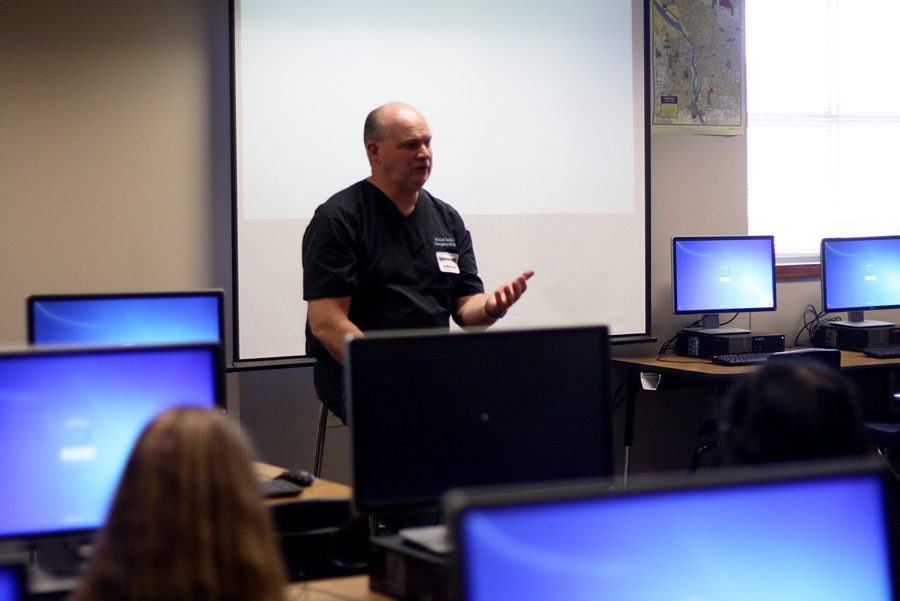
[0,564,25,601]
[821,236,900,327]
[0,343,224,541]
[345,325,612,515]
[27,290,225,346]
[672,235,776,333]
[448,458,898,601]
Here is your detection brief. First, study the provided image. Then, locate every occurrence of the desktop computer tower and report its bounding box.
[676,330,785,359]
[369,534,450,601]
[811,323,900,351]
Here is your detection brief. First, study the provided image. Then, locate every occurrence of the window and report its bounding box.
[747,1,900,264]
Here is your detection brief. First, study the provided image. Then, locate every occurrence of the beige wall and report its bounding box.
[0,0,326,475]
[3,2,892,480]
[0,0,231,345]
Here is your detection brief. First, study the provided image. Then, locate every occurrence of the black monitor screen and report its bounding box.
[449,460,897,601]
[0,344,224,540]
[672,236,776,315]
[822,236,900,321]
[345,325,612,514]
[28,290,224,346]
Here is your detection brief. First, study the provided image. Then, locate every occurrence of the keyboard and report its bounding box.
[260,477,305,499]
[709,352,773,366]
[860,345,900,359]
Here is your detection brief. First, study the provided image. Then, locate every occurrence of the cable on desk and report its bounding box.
[717,313,740,327]
[797,304,841,347]
[657,313,740,357]
[657,331,679,356]
[658,316,702,355]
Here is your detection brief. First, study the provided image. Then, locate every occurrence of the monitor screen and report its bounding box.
[822,236,900,324]
[0,344,224,540]
[672,236,777,317]
[27,290,224,346]
[345,325,612,514]
[449,460,897,601]
[0,564,25,601]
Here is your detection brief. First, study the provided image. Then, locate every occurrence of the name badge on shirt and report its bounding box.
[436,251,460,274]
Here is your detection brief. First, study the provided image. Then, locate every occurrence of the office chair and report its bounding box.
[313,404,329,478]
[862,420,900,449]
[862,393,900,456]
[688,420,719,473]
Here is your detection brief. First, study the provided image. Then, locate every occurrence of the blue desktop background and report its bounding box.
[673,238,775,313]
[823,238,900,312]
[30,296,221,345]
[0,566,21,601]
[460,476,891,601]
[0,348,218,538]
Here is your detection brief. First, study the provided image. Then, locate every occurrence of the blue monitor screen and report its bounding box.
[672,236,776,314]
[822,236,900,313]
[28,291,224,346]
[0,345,222,540]
[456,471,893,601]
[0,565,23,601]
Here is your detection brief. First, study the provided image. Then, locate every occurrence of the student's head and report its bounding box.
[719,360,870,465]
[71,407,286,601]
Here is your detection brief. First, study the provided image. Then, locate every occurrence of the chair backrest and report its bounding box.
[767,347,841,369]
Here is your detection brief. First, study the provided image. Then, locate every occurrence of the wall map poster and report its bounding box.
[650,0,745,135]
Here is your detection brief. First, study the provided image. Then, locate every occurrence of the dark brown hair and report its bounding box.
[70,407,286,601]
[719,361,870,465]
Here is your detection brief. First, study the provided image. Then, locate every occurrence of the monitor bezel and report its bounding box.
[821,235,900,314]
[345,325,613,515]
[1,342,227,411]
[26,289,226,346]
[671,235,778,316]
[446,456,899,601]
[0,342,227,542]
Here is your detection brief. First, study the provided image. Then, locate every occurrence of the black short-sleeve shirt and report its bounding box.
[302,180,485,417]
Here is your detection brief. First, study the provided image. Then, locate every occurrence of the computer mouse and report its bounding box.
[276,469,315,487]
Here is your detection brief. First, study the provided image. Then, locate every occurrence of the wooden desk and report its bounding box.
[833,350,900,371]
[613,350,900,395]
[251,468,417,600]
[614,350,900,377]
[611,350,900,480]
[255,463,376,593]
[287,575,393,601]
[615,350,900,371]
[254,462,352,501]
[612,353,756,381]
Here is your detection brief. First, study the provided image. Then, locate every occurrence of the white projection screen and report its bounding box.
[232,0,650,361]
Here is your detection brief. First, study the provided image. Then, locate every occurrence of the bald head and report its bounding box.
[363,102,433,205]
[364,102,424,145]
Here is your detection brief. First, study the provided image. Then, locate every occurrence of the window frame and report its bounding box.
[746,1,900,276]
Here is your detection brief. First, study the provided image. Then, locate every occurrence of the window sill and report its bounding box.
[775,263,820,280]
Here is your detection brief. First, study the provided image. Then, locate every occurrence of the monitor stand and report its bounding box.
[683,314,749,336]
[832,311,895,329]
[26,538,90,595]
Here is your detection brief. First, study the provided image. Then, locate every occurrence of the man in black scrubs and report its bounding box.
[302,102,534,422]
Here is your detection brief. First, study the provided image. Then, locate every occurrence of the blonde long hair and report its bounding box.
[70,407,286,601]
